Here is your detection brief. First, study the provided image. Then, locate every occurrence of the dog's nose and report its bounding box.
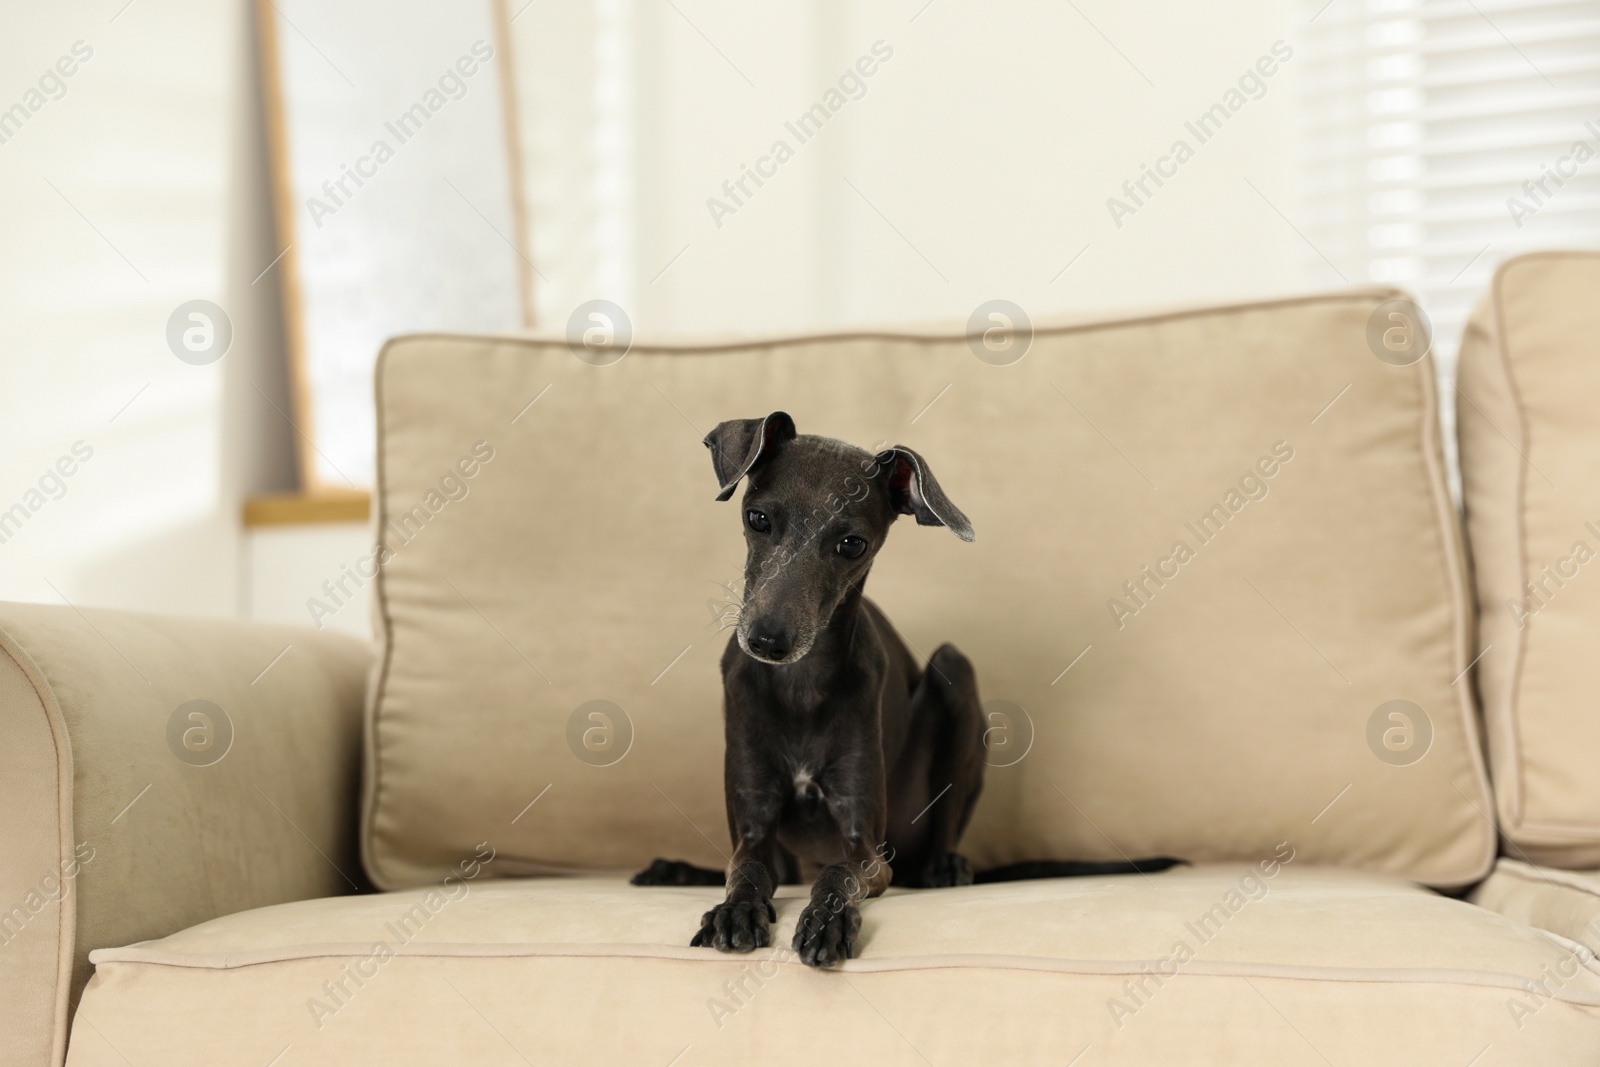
[747,626,791,661]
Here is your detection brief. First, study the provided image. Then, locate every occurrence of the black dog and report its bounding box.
[634,412,1177,967]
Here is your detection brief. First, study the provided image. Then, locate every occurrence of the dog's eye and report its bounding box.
[836,536,867,559]
[746,510,771,533]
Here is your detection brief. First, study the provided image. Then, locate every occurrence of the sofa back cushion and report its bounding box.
[1458,251,1600,867]
[363,290,1495,890]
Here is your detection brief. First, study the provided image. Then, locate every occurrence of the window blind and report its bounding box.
[1299,0,1600,392]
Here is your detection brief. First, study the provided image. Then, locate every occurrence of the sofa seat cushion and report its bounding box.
[1472,858,1600,957]
[70,865,1600,1065]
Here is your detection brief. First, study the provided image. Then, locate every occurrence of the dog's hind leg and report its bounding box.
[630,859,726,886]
[632,846,801,887]
[893,643,986,888]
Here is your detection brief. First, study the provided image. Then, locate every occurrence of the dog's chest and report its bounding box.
[752,651,891,818]
[781,740,872,809]
[790,767,824,806]
[769,667,829,713]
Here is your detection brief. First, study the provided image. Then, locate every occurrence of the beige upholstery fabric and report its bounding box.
[0,603,369,1067]
[365,290,1494,892]
[1472,858,1600,958]
[69,865,1600,1065]
[1458,251,1600,867]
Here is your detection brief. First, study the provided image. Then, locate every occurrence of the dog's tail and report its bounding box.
[974,857,1186,883]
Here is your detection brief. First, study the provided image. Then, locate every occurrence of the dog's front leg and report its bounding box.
[792,791,891,968]
[691,789,783,953]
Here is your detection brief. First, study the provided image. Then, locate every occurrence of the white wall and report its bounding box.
[515,0,1309,337]
[3,0,1318,625]
[245,522,373,637]
[0,0,295,618]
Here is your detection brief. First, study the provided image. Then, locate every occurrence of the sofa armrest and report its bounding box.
[1469,859,1600,957]
[0,602,370,1067]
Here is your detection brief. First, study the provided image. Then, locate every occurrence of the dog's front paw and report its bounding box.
[690,900,775,952]
[921,852,974,888]
[792,900,861,967]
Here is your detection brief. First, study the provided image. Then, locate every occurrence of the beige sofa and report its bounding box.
[7,255,1600,1065]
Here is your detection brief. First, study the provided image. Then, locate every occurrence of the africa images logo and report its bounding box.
[1105,41,1294,229]
[704,41,894,228]
[304,41,496,229]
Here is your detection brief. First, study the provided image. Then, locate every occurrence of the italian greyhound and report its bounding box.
[633,412,1178,967]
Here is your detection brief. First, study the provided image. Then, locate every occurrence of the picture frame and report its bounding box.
[256,0,534,492]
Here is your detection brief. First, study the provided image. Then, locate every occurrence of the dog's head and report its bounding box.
[705,411,973,665]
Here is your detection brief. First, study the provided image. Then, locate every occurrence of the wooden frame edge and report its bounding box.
[255,0,322,491]
[244,491,372,528]
[492,0,538,328]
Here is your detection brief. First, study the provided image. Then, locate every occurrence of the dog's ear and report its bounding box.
[704,411,797,500]
[876,446,975,541]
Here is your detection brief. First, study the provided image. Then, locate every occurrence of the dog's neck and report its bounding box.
[753,580,870,714]
[807,579,868,667]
